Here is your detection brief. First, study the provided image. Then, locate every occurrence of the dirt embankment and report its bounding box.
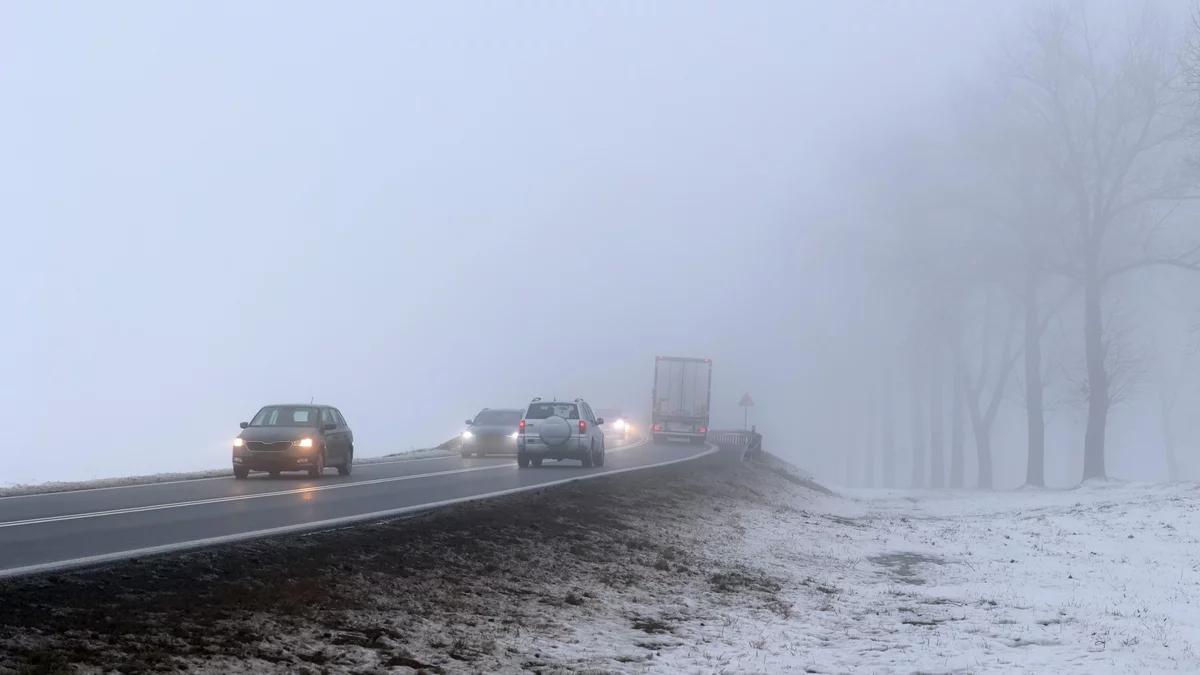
[0,453,821,674]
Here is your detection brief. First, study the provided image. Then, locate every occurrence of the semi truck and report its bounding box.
[651,355,712,444]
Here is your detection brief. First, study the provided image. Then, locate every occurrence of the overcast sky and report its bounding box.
[0,1,1019,484]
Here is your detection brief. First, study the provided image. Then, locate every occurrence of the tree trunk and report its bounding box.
[974,423,994,490]
[1082,262,1108,481]
[929,353,945,489]
[1023,266,1046,487]
[1158,386,1179,483]
[881,376,896,489]
[910,370,927,489]
[863,418,876,488]
[950,358,965,489]
[1163,419,1179,483]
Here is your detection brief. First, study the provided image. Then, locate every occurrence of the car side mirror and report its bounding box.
[240,422,249,429]
[322,423,337,431]
[465,419,474,425]
[596,417,604,425]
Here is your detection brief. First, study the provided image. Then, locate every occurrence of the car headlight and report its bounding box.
[233,438,244,448]
[462,430,474,440]
[293,438,314,449]
[510,432,519,439]
[614,419,626,430]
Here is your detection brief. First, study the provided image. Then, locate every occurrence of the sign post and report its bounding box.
[738,392,754,429]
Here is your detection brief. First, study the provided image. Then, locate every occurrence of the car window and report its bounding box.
[474,410,522,425]
[583,404,596,422]
[321,408,337,427]
[251,406,318,427]
[526,403,579,420]
[334,409,348,427]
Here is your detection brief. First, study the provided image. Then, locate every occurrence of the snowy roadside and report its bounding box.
[0,447,455,498]
[1,455,1196,673]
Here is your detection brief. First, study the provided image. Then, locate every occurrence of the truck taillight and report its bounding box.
[579,420,587,434]
[699,426,707,434]
[653,423,663,432]
[518,419,526,434]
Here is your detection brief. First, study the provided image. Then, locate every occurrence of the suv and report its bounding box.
[461,408,523,457]
[517,398,606,468]
[232,404,354,479]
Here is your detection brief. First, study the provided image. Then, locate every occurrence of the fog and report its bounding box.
[3,1,1197,489]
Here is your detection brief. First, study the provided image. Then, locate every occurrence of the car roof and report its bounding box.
[478,408,524,413]
[264,403,336,409]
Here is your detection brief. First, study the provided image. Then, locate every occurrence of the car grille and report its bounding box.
[246,441,291,452]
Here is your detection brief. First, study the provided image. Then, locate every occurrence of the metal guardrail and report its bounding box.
[707,429,762,459]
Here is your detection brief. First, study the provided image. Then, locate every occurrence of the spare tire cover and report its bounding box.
[539,416,572,446]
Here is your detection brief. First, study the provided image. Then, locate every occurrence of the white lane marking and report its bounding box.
[0,441,648,526]
[0,454,466,502]
[0,464,511,529]
[0,441,713,579]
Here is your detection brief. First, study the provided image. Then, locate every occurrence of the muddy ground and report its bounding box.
[0,453,820,674]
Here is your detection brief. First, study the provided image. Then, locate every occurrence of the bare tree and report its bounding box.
[929,349,946,489]
[881,370,897,489]
[958,289,1022,489]
[949,350,966,489]
[910,358,927,489]
[1011,5,1200,481]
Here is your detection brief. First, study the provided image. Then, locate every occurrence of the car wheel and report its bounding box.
[517,453,530,468]
[234,467,249,480]
[581,442,594,468]
[532,457,543,467]
[308,452,325,479]
[596,443,606,467]
[268,470,281,479]
[460,449,473,458]
[338,449,353,476]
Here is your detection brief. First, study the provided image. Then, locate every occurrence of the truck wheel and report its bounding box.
[234,467,249,480]
[532,457,543,467]
[518,454,530,468]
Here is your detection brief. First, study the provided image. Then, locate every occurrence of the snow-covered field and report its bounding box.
[1,454,1196,674]
[664,477,1200,673]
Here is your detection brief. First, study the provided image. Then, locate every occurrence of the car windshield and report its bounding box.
[526,403,579,420]
[250,406,319,427]
[474,410,522,425]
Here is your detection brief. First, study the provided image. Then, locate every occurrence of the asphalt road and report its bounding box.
[0,438,716,578]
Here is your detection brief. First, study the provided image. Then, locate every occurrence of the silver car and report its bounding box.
[517,398,607,468]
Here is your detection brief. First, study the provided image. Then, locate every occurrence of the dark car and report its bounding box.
[461,408,524,457]
[232,404,354,479]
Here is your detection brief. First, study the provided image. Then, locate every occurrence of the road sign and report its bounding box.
[739,393,754,429]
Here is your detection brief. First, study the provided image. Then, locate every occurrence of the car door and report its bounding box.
[321,408,345,463]
[583,403,600,447]
[334,408,352,458]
